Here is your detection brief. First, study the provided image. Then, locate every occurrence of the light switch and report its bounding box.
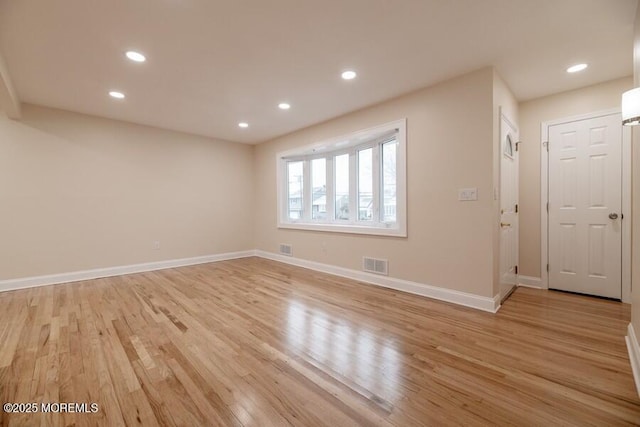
[458,188,478,201]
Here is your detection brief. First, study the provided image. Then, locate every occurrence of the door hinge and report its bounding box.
[543,141,549,152]
[515,203,518,213]
[546,202,549,212]
[515,141,521,152]
[547,263,549,272]
[515,265,518,275]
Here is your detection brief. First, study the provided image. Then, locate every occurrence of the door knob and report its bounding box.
[609,213,619,220]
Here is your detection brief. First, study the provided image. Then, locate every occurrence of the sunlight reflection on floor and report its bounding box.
[287,300,402,402]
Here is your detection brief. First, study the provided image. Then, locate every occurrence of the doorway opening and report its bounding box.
[499,111,519,303]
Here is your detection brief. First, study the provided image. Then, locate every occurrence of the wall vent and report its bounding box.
[363,257,388,275]
[279,244,293,256]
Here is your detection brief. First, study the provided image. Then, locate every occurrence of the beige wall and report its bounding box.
[518,76,633,278]
[0,104,254,280]
[3,64,627,307]
[254,68,498,298]
[2,68,508,301]
[492,71,519,295]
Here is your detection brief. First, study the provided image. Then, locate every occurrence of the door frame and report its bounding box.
[500,109,519,302]
[540,108,632,302]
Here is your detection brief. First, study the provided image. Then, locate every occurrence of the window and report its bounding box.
[334,153,350,220]
[382,140,397,222]
[311,158,327,220]
[504,134,514,158]
[358,147,373,221]
[287,161,304,220]
[277,119,406,237]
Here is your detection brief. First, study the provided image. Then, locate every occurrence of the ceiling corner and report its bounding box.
[0,50,21,119]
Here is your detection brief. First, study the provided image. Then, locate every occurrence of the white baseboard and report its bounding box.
[0,250,255,293]
[0,249,501,313]
[254,250,501,313]
[518,275,544,289]
[626,323,640,398]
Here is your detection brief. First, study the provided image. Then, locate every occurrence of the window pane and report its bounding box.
[287,161,303,220]
[358,148,373,221]
[334,154,349,220]
[382,140,397,222]
[311,158,327,220]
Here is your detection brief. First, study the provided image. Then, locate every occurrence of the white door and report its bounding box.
[548,113,622,299]
[499,116,519,301]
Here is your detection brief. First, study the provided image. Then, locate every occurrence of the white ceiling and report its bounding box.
[0,0,636,144]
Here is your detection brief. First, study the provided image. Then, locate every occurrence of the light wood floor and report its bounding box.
[1,257,639,426]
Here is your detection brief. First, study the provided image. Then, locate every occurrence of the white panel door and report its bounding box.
[499,117,519,301]
[548,114,622,299]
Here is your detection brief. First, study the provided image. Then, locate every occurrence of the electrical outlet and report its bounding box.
[458,188,478,201]
[152,241,161,250]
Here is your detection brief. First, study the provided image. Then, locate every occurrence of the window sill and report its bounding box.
[277,221,407,237]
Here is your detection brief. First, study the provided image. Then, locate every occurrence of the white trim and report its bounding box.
[518,275,543,289]
[0,250,255,293]
[499,108,520,300]
[540,109,632,301]
[501,110,519,135]
[518,275,544,289]
[277,120,403,159]
[626,323,640,398]
[1,248,502,313]
[277,222,405,237]
[540,120,549,289]
[255,250,501,313]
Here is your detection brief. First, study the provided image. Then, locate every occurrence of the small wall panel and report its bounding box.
[588,225,606,278]
[560,158,577,208]
[560,131,577,150]
[589,126,606,146]
[560,224,577,274]
[589,154,606,208]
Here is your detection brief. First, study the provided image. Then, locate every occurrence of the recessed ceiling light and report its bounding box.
[109,91,125,99]
[125,51,146,62]
[278,103,291,110]
[566,63,588,73]
[341,70,357,80]
[238,122,249,128]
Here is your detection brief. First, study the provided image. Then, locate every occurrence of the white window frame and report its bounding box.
[276,119,407,237]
